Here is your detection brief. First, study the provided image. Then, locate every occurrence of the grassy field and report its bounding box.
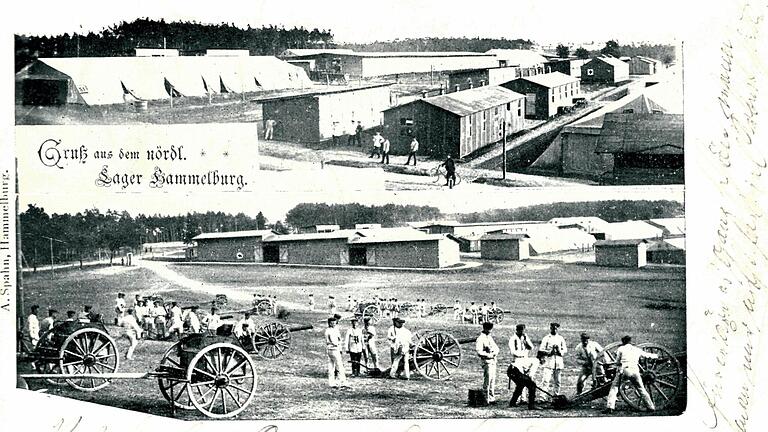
[18,259,685,420]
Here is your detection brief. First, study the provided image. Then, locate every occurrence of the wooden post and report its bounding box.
[502,121,507,180]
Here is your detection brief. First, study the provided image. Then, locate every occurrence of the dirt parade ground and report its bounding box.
[18,256,686,420]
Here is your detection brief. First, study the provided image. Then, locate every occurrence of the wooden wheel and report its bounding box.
[252,322,291,359]
[487,307,504,324]
[619,343,682,411]
[186,343,257,419]
[362,305,381,324]
[256,299,273,316]
[412,331,462,381]
[157,341,195,410]
[33,328,67,386]
[592,341,621,387]
[59,328,120,391]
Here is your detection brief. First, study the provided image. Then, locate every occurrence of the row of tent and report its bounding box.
[16,56,314,105]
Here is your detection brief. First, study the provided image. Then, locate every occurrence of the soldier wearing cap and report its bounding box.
[324,317,350,388]
[575,332,604,394]
[328,295,337,314]
[362,317,381,370]
[345,319,365,376]
[388,318,412,379]
[475,322,500,403]
[538,322,568,395]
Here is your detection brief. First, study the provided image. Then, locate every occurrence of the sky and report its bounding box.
[9,0,702,45]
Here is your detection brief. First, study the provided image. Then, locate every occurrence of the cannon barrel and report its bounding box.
[287,324,313,332]
[456,336,478,345]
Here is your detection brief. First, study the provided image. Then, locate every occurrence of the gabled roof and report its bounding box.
[589,56,629,69]
[280,48,356,57]
[596,239,650,247]
[646,238,686,252]
[349,231,447,244]
[415,86,525,117]
[512,71,578,88]
[263,230,359,242]
[254,83,393,102]
[646,218,686,236]
[486,49,548,67]
[193,230,277,241]
[420,220,539,228]
[480,233,530,241]
[634,56,660,64]
[596,113,684,154]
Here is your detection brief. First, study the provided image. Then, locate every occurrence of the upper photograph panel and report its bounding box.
[14,11,683,187]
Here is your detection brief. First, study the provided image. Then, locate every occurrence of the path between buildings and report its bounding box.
[135,258,309,311]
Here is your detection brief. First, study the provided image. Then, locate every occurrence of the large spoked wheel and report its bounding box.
[619,343,682,411]
[412,331,462,381]
[487,307,504,324]
[362,305,381,324]
[252,322,291,360]
[157,341,195,410]
[592,341,622,388]
[256,300,273,316]
[186,343,257,419]
[59,328,120,392]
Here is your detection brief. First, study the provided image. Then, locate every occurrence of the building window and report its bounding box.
[552,95,555,102]
[507,102,511,110]
[495,107,499,115]
[400,117,414,126]
[587,69,594,76]
[483,111,486,120]
[518,108,521,116]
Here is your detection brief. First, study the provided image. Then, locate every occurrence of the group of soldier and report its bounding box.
[323,314,414,388]
[476,321,659,413]
[453,300,501,324]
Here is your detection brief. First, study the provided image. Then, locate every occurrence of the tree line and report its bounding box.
[339,37,533,53]
[15,18,335,71]
[18,204,280,268]
[284,203,442,229]
[456,200,684,223]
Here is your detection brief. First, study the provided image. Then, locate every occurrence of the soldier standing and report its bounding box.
[538,322,567,395]
[345,319,364,376]
[475,322,500,403]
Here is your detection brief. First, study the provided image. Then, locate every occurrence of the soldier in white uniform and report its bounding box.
[468,302,479,324]
[121,308,143,360]
[150,301,168,339]
[453,300,462,322]
[324,317,350,388]
[26,305,40,347]
[575,332,604,394]
[388,318,412,379]
[475,322,500,403]
[185,305,202,333]
[234,312,256,339]
[203,307,222,334]
[362,317,381,370]
[538,322,568,395]
[328,295,337,315]
[114,293,126,325]
[167,302,184,338]
[508,323,535,404]
[604,335,658,413]
[308,293,315,311]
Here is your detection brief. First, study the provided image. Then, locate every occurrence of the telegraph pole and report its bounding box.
[41,236,64,280]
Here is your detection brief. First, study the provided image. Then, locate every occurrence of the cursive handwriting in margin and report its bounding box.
[703,2,766,432]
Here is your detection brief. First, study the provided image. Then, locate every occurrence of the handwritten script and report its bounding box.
[702,2,767,432]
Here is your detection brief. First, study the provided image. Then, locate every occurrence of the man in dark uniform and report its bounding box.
[440,155,456,186]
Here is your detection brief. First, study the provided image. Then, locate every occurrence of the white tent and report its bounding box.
[32,56,313,105]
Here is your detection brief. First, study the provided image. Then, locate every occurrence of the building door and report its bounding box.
[262,245,280,263]
[525,93,536,116]
[254,245,263,262]
[349,247,367,265]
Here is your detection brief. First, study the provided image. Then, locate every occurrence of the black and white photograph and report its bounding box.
[2,0,767,431]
